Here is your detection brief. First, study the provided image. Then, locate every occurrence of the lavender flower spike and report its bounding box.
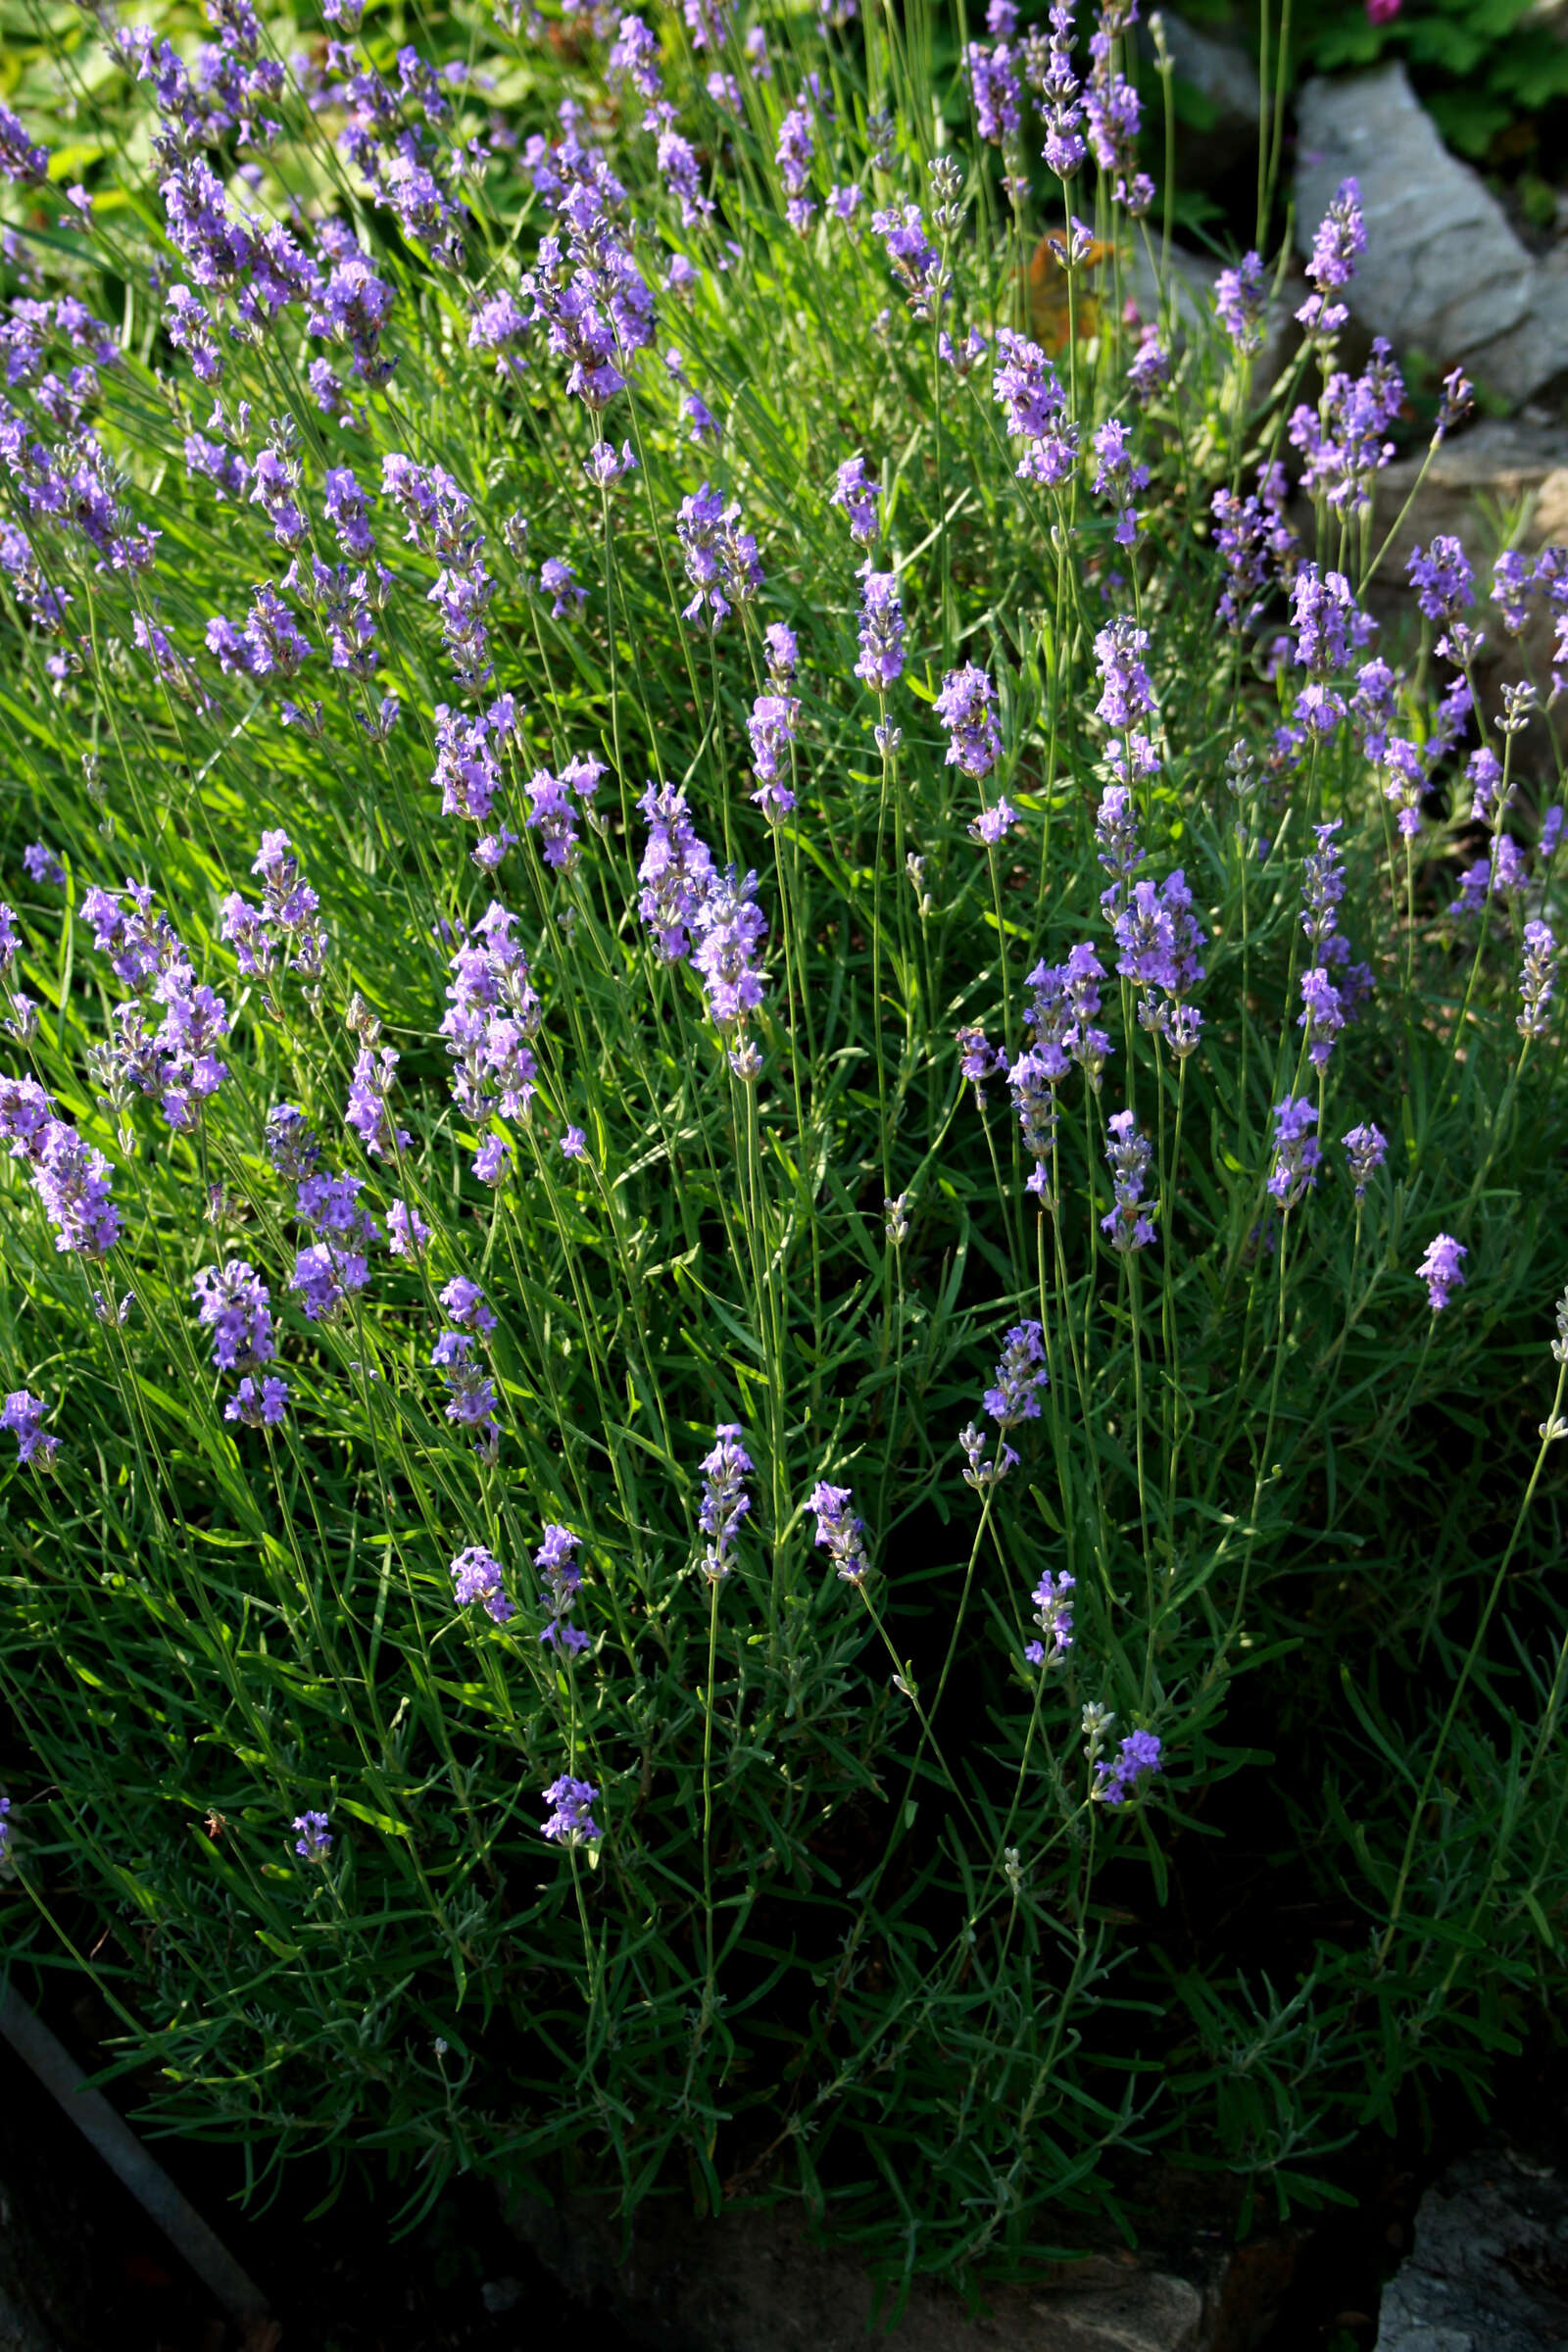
[809,1482,871,1583]
[2,1389,58,1467]
[1417,1233,1467,1313]
[1025,1569,1074,1666]
[699,1422,753,1582]
[542,1775,602,1845]
[292,1810,332,1861]
[983,1321,1049,1426]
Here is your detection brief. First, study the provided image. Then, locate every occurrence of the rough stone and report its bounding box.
[508,2192,1207,2352]
[1294,65,1568,406]
[1373,2141,1568,2351]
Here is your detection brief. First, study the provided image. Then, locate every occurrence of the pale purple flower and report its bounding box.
[935,662,1003,779]
[1214,250,1266,355]
[1100,1109,1154,1252]
[855,570,905,691]
[2,1389,57,1467]
[1417,1232,1466,1313]
[970,799,1019,848]
[1519,921,1556,1040]
[226,1375,288,1428]
[191,1259,275,1372]
[1094,1729,1162,1805]
[749,692,799,817]
[808,1482,871,1583]
[992,328,1075,485]
[1268,1097,1320,1208]
[699,1422,752,1582]
[542,1775,601,1843]
[984,1320,1048,1426]
[1343,1122,1387,1200]
[958,1420,1018,1489]
[292,1809,331,1860]
[22,845,65,888]
[1024,1568,1074,1665]
[451,1543,514,1624]
[637,782,715,960]
[387,1199,431,1258]
[472,1132,511,1186]
[1297,177,1364,336]
[831,455,881,548]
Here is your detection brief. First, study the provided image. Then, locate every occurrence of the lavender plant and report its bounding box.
[0,0,1566,2287]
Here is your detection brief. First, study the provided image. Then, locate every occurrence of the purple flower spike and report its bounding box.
[1268,1097,1321,1209]
[699,1422,753,1582]
[292,1809,331,1861]
[935,662,1003,779]
[542,1775,601,1845]
[808,1482,871,1584]
[451,1543,514,1624]
[1094,1729,1162,1805]
[983,1321,1049,1428]
[2,1389,58,1467]
[1417,1232,1467,1313]
[1024,1568,1074,1666]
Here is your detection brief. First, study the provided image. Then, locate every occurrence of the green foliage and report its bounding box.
[0,0,1565,2298]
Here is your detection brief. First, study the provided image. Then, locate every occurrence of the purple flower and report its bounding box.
[532,1522,587,1652]
[935,662,1003,779]
[1297,177,1364,336]
[1298,967,1346,1068]
[1100,1109,1154,1252]
[830,455,881,549]
[439,1276,496,1333]
[870,202,945,318]
[855,570,905,692]
[675,483,761,628]
[1211,464,1296,633]
[1343,1122,1387,1200]
[191,1260,275,1372]
[472,1132,511,1186]
[267,1103,319,1181]
[1126,327,1169,405]
[1417,1232,1467,1313]
[984,1320,1049,1427]
[23,845,65,888]
[967,38,1021,145]
[345,1046,410,1161]
[748,692,800,818]
[1289,340,1401,514]
[992,329,1075,485]
[0,1794,11,1863]
[387,1199,431,1258]
[1214,250,1266,355]
[226,1375,288,1428]
[560,1125,587,1159]
[29,1121,123,1256]
[1024,1568,1074,1665]
[1268,1097,1320,1208]
[763,622,798,686]
[1094,1729,1162,1805]
[699,1422,752,1582]
[1291,564,1375,680]
[970,799,1019,848]
[1493,551,1533,638]
[451,1543,514,1624]
[542,1775,601,1844]
[2,1389,57,1467]
[956,1021,1008,1096]
[958,1420,1018,1489]
[1091,417,1149,546]
[292,1809,331,1861]
[432,1331,499,1459]
[1406,536,1474,624]
[1519,921,1556,1041]
[539,556,585,618]
[691,866,768,1029]
[808,1482,871,1583]
[637,782,715,961]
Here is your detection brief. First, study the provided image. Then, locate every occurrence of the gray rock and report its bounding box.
[507,2191,1206,2352]
[1294,65,1568,405]
[1374,2142,1568,2351]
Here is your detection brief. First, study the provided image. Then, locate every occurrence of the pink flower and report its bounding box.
[1366,0,1399,24]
